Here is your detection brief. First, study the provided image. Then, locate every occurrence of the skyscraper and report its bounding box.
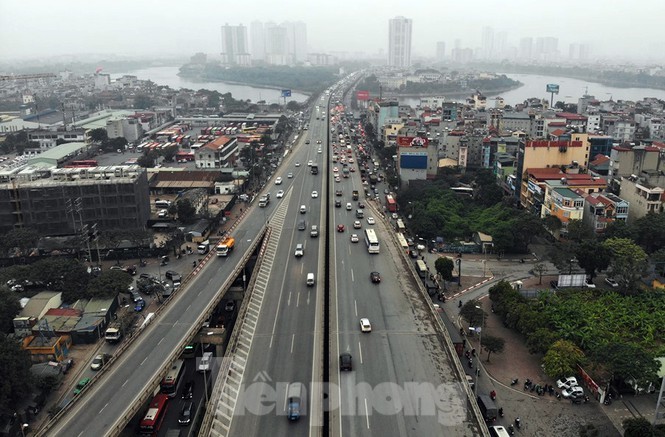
[519,37,533,60]
[436,41,446,62]
[221,24,250,65]
[481,26,494,59]
[388,16,412,68]
[250,21,307,65]
[250,21,265,61]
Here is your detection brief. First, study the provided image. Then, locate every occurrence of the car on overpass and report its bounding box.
[340,353,352,371]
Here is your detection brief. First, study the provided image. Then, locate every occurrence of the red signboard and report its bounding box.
[356,90,370,101]
[397,136,429,147]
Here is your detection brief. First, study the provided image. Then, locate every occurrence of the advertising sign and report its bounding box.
[356,90,370,101]
[281,89,292,97]
[396,136,429,147]
[546,84,560,94]
[400,151,428,169]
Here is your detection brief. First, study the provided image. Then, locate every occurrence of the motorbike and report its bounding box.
[490,390,496,400]
[515,417,521,429]
[468,358,473,368]
[498,407,504,417]
[458,300,463,308]
[507,424,515,435]
[510,378,519,386]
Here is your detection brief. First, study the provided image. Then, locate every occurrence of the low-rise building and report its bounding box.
[582,192,629,235]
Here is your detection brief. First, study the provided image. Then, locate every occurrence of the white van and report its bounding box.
[306,273,315,286]
[300,205,307,214]
[198,352,213,372]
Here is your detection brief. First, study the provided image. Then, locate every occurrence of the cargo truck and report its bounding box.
[104,323,123,343]
[477,394,498,421]
[216,237,235,257]
[197,240,210,255]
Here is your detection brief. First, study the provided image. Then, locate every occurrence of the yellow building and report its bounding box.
[522,139,591,172]
[22,335,72,363]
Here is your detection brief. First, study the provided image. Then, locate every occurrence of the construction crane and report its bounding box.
[0,73,56,81]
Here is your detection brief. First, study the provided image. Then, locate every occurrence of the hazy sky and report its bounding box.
[1,0,664,62]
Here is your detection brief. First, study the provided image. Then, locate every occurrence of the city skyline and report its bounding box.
[1,0,665,64]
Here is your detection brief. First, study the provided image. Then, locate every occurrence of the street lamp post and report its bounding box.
[456,258,462,286]
[474,305,484,392]
[20,424,28,437]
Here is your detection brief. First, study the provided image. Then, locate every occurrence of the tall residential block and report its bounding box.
[221,24,250,65]
[388,16,412,68]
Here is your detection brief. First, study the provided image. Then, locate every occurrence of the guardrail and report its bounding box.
[37,227,268,437]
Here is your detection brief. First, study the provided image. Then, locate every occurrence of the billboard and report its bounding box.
[397,136,429,147]
[546,84,559,94]
[356,90,370,101]
[281,89,292,97]
[400,151,428,169]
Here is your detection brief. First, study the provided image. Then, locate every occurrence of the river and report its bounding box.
[112,66,309,103]
[400,73,665,107]
[115,66,665,108]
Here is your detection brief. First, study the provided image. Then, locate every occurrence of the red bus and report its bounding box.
[385,194,397,213]
[160,359,185,398]
[64,159,98,168]
[176,151,195,162]
[139,394,169,436]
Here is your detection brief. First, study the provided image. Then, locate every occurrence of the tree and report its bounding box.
[88,128,108,144]
[651,248,665,275]
[286,101,301,111]
[566,220,595,242]
[105,136,128,153]
[575,240,611,280]
[592,342,659,389]
[623,417,665,437]
[480,334,505,362]
[603,238,648,294]
[176,199,197,224]
[542,215,562,235]
[578,424,600,437]
[124,228,152,263]
[542,339,585,378]
[0,333,33,417]
[532,262,547,284]
[525,327,560,355]
[0,227,40,257]
[134,94,154,109]
[601,220,636,241]
[0,290,21,334]
[460,300,485,328]
[87,270,132,299]
[30,258,90,302]
[634,212,665,254]
[137,150,158,168]
[434,257,455,282]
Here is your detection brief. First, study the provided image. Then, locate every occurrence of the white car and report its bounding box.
[307,160,313,167]
[287,172,293,178]
[294,243,304,257]
[276,190,284,198]
[311,191,318,198]
[318,149,322,154]
[275,177,283,185]
[353,220,362,229]
[562,386,584,399]
[335,176,341,182]
[360,318,372,332]
[556,376,578,390]
[350,234,359,243]
[605,277,619,287]
[346,203,352,210]
[367,217,375,225]
[295,162,300,167]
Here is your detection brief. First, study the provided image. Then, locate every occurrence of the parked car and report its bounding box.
[562,386,584,398]
[556,376,578,390]
[90,353,111,371]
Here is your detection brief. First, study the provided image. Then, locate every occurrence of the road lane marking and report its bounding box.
[99,402,108,414]
[290,334,295,353]
[358,342,363,364]
[296,292,300,307]
[121,380,128,387]
[140,356,148,365]
[351,269,354,282]
[157,337,164,345]
[364,398,370,428]
[287,291,292,306]
[354,300,358,317]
